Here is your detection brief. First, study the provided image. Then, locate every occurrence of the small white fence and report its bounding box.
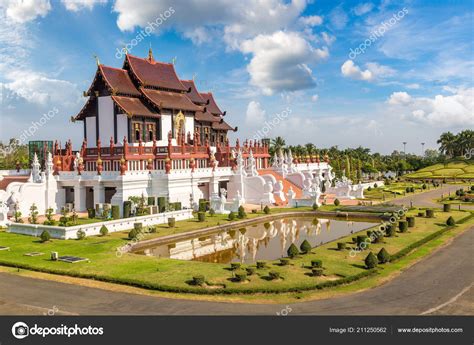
[7,209,193,239]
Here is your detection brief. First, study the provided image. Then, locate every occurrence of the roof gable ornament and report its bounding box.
[147,44,155,63]
[93,54,100,66]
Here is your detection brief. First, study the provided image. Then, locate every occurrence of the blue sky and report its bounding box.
[0,0,472,154]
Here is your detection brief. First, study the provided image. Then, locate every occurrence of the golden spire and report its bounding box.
[148,43,154,61]
[123,45,128,55]
[171,56,177,65]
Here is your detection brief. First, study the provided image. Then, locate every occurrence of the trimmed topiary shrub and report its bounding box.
[312,203,319,211]
[246,267,256,275]
[377,247,390,263]
[237,206,247,219]
[406,216,415,227]
[385,224,396,237]
[87,208,95,219]
[228,211,236,221]
[399,220,408,233]
[230,262,241,270]
[357,235,370,249]
[269,271,280,280]
[111,205,120,220]
[426,209,435,218]
[128,228,138,240]
[134,222,143,232]
[446,216,455,226]
[410,187,415,193]
[168,217,176,228]
[311,259,322,268]
[173,202,182,211]
[158,197,167,213]
[197,212,206,222]
[76,229,86,240]
[287,243,299,258]
[334,198,340,206]
[99,225,108,236]
[209,208,215,217]
[312,268,324,276]
[123,201,131,218]
[365,252,378,269]
[300,240,312,254]
[443,204,451,212]
[147,196,155,206]
[192,275,205,286]
[280,258,290,266]
[234,270,247,282]
[337,242,346,250]
[417,211,425,217]
[263,205,270,214]
[352,237,357,244]
[40,230,50,243]
[422,183,427,190]
[256,261,266,269]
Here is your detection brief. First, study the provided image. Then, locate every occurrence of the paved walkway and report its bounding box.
[390,184,474,210]
[0,225,472,315]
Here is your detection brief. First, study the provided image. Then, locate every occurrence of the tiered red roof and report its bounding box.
[98,66,141,96]
[111,96,158,117]
[140,87,201,112]
[181,80,206,104]
[200,92,223,115]
[124,54,187,92]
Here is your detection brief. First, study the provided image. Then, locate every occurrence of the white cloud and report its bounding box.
[321,32,335,45]
[353,3,374,16]
[3,69,79,106]
[240,31,328,95]
[245,100,266,126]
[183,27,211,44]
[388,91,412,105]
[311,94,319,102]
[299,15,323,27]
[341,60,395,82]
[341,60,373,81]
[3,0,51,23]
[387,87,474,126]
[61,0,107,12]
[406,83,420,89]
[329,6,348,29]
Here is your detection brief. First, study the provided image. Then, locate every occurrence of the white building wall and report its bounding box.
[98,96,114,142]
[157,111,172,146]
[85,117,96,144]
[185,115,194,142]
[116,113,128,143]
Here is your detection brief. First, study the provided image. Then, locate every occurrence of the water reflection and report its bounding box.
[136,218,373,264]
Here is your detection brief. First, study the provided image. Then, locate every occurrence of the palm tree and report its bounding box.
[270,136,286,154]
[437,132,456,157]
[304,143,316,156]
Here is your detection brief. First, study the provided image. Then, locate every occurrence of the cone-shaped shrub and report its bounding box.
[334,198,340,206]
[128,228,138,240]
[365,252,378,269]
[263,205,270,214]
[300,240,312,254]
[287,243,299,258]
[40,230,50,243]
[377,247,390,264]
[237,206,247,219]
[446,216,455,226]
[99,225,108,236]
[228,211,236,221]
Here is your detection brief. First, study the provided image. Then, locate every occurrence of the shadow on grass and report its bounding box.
[351,263,367,269]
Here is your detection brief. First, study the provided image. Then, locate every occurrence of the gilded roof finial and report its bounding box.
[171,56,177,65]
[93,54,100,66]
[192,73,197,81]
[148,43,154,61]
[123,45,128,55]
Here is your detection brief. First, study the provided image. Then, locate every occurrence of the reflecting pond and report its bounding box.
[135,218,375,264]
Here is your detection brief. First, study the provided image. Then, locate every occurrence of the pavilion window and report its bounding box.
[133,123,142,142]
[146,123,155,142]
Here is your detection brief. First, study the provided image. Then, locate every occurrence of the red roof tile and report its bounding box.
[212,120,235,131]
[200,92,223,115]
[181,80,206,104]
[125,54,187,91]
[112,96,159,117]
[100,66,141,96]
[195,110,220,123]
[140,87,202,112]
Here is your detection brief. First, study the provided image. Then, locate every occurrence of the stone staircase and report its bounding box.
[258,169,303,206]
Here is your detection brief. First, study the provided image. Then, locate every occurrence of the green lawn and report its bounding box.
[363,181,434,201]
[0,207,471,295]
[405,159,474,179]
